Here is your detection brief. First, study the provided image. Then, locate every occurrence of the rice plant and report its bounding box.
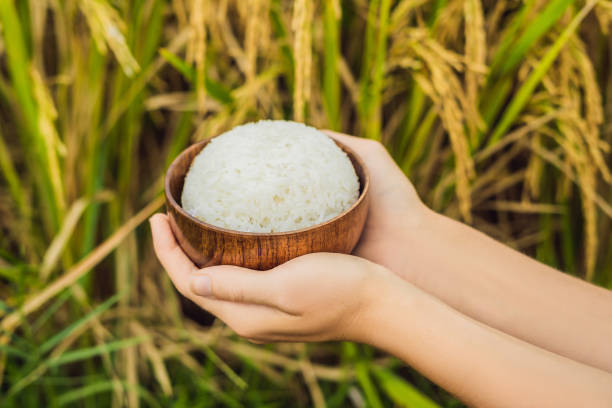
[1,0,611,406]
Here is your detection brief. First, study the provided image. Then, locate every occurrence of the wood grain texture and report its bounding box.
[165,136,370,270]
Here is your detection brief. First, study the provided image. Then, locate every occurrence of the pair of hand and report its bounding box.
[150,131,426,343]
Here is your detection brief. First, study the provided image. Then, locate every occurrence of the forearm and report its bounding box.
[401,210,612,373]
[360,278,612,408]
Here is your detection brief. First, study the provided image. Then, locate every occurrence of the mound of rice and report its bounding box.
[181,120,360,233]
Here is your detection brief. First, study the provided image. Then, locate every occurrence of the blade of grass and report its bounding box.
[0,344,32,361]
[488,1,597,146]
[428,0,448,28]
[401,106,437,176]
[31,289,72,332]
[487,0,536,77]
[38,292,123,356]
[355,361,383,408]
[396,84,426,158]
[40,191,113,281]
[165,112,194,170]
[0,0,61,234]
[7,336,148,397]
[323,0,341,130]
[560,201,577,275]
[495,0,575,77]
[363,0,391,141]
[56,380,162,408]
[0,130,28,218]
[344,343,383,408]
[159,48,234,104]
[0,195,164,341]
[373,368,441,408]
[47,336,148,367]
[358,0,380,124]
[481,0,573,135]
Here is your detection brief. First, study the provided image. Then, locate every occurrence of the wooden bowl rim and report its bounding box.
[165,134,370,238]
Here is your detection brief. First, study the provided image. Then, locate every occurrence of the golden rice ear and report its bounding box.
[411,40,476,223]
[463,0,487,140]
[79,0,140,77]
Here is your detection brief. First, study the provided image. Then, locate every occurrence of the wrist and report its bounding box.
[393,207,448,283]
[351,267,421,346]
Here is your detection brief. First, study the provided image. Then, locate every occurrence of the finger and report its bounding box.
[322,130,377,158]
[322,130,400,180]
[190,265,287,311]
[323,129,418,199]
[189,296,298,340]
[150,213,197,296]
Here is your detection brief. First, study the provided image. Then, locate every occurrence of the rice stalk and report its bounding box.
[525,135,544,199]
[299,346,326,408]
[581,165,598,280]
[373,368,440,408]
[292,0,313,122]
[188,0,207,113]
[528,140,612,219]
[364,0,392,141]
[0,196,163,342]
[39,191,113,281]
[323,0,341,130]
[0,130,27,219]
[0,0,62,235]
[172,0,188,29]
[132,322,174,396]
[463,0,486,142]
[571,39,612,182]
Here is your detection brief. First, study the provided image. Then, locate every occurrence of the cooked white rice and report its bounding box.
[181,120,360,233]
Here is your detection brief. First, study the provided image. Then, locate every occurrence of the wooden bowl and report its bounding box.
[164,135,370,270]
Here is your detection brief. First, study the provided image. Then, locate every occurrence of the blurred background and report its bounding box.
[1,0,611,406]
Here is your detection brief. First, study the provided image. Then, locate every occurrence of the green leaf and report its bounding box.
[373,368,441,408]
[0,344,32,360]
[38,292,124,355]
[488,1,596,145]
[159,48,234,105]
[57,380,162,408]
[159,48,195,82]
[47,336,148,367]
[0,130,27,217]
[323,1,341,130]
[205,77,234,105]
[355,361,384,408]
[495,0,575,77]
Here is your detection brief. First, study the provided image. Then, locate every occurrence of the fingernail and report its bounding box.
[191,275,212,297]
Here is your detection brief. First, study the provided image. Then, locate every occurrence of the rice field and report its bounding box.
[1,0,611,406]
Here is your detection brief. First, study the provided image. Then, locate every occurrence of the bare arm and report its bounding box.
[402,209,612,374]
[363,276,612,408]
[150,214,612,407]
[325,130,612,373]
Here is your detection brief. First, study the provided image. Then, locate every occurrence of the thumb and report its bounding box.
[190,265,282,309]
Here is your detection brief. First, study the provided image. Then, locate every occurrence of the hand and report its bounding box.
[150,213,394,343]
[323,131,431,278]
